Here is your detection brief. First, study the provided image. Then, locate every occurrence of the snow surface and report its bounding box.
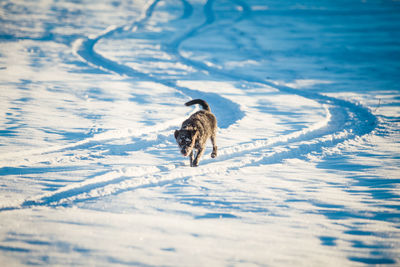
[1,0,400,266]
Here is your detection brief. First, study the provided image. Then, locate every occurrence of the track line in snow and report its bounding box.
[73,0,243,129]
[0,0,378,211]
[0,117,183,167]
[168,0,377,139]
[0,103,356,210]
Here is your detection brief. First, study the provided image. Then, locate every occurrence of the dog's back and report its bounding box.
[183,100,217,139]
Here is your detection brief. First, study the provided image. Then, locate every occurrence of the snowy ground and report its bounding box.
[1,0,400,266]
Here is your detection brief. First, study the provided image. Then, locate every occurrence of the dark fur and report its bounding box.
[174,99,217,167]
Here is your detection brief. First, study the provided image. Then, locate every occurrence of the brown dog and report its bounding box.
[174,99,217,167]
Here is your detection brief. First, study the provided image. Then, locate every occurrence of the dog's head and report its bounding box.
[174,129,195,157]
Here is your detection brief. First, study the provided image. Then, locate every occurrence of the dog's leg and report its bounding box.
[189,151,194,167]
[193,147,205,167]
[188,131,198,167]
[210,134,217,158]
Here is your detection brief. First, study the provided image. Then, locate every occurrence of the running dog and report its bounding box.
[174,99,217,167]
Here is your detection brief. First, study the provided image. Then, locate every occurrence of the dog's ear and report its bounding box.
[174,130,179,139]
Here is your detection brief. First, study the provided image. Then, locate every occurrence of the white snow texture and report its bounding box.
[0,0,399,266]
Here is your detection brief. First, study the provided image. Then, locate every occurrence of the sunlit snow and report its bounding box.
[1,0,399,266]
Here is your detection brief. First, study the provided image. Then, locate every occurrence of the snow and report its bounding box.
[1,0,400,266]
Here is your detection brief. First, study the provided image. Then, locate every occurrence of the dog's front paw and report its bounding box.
[211,152,217,158]
[190,161,198,167]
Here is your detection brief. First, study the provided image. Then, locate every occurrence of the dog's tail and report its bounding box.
[185,99,211,112]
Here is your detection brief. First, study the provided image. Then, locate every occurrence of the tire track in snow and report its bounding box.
[167,0,377,149]
[0,119,182,167]
[73,0,243,129]
[0,0,240,166]
[0,0,239,211]
[0,0,377,211]
[0,105,334,210]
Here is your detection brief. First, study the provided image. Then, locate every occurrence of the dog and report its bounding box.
[174,99,217,167]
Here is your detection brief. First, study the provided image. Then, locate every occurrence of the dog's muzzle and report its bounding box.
[181,149,190,157]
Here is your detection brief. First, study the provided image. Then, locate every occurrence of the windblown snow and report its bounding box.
[0,0,399,266]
